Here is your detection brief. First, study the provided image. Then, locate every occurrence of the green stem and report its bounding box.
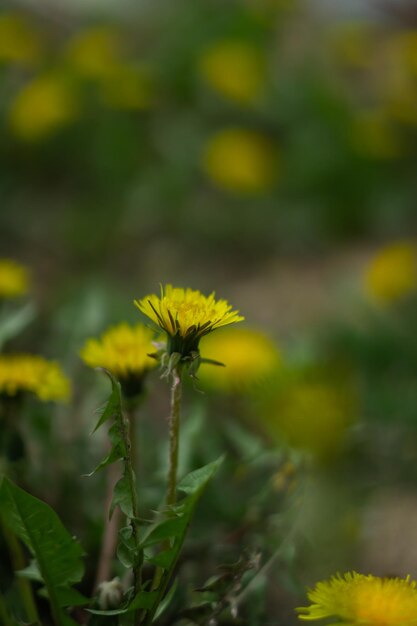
[119,405,142,624]
[0,591,15,626]
[166,366,183,507]
[1,515,40,625]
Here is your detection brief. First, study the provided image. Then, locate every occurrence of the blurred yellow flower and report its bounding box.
[9,74,79,141]
[203,128,277,194]
[135,285,243,357]
[364,242,417,304]
[199,40,265,105]
[0,13,43,66]
[80,323,156,381]
[0,354,70,402]
[66,26,123,80]
[263,380,354,460]
[99,64,154,111]
[350,110,401,159]
[0,259,29,298]
[199,327,280,392]
[297,571,417,625]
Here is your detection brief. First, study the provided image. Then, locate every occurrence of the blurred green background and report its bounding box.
[1,0,417,623]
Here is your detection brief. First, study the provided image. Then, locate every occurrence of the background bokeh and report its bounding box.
[1,0,417,623]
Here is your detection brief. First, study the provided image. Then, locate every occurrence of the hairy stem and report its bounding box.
[166,366,183,507]
[94,459,122,588]
[119,405,142,624]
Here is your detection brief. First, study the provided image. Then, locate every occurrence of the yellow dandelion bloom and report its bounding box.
[0,354,70,402]
[364,242,417,304]
[297,571,417,625]
[263,380,355,460]
[135,285,244,357]
[66,26,124,80]
[0,259,29,298]
[199,327,280,392]
[199,40,265,105]
[80,322,156,382]
[0,13,43,67]
[203,128,278,194]
[9,74,79,141]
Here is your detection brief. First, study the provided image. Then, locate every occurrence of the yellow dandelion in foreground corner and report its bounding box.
[364,242,417,304]
[135,285,244,358]
[0,259,29,298]
[80,323,156,395]
[199,327,280,392]
[0,354,70,402]
[203,128,278,194]
[297,571,417,625]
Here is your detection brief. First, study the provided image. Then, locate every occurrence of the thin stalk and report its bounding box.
[166,366,183,507]
[0,591,14,626]
[1,514,40,625]
[119,405,142,624]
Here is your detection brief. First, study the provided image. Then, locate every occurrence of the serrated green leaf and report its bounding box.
[111,473,134,519]
[142,458,224,626]
[17,560,42,582]
[129,590,158,610]
[145,549,175,569]
[0,478,85,625]
[92,369,122,433]
[177,456,224,496]
[117,526,135,568]
[154,578,178,621]
[141,518,185,548]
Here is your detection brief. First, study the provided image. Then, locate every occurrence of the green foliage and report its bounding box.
[0,477,86,626]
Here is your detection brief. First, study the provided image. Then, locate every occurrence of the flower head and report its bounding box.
[262,378,355,461]
[80,323,156,396]
[199,327,280,392]
[297,571,417,625]
[9,74,79,141]
[135,285,244,358]
[0,259,30,298]
[0,354,70,402]
[364,242,417,304]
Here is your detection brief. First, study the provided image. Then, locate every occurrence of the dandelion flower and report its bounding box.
[199,327,280,392]
[199,40,265,105]
[297,571,417,625]
[0,354,70,402]
[263,379,355,460]
[0,259,29,299]
[203,128,277,194]
[364,242,417,304]
[9,74,79,141]
[135,285,243,358]
[80,323,156,396]
[66,26,124,80]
